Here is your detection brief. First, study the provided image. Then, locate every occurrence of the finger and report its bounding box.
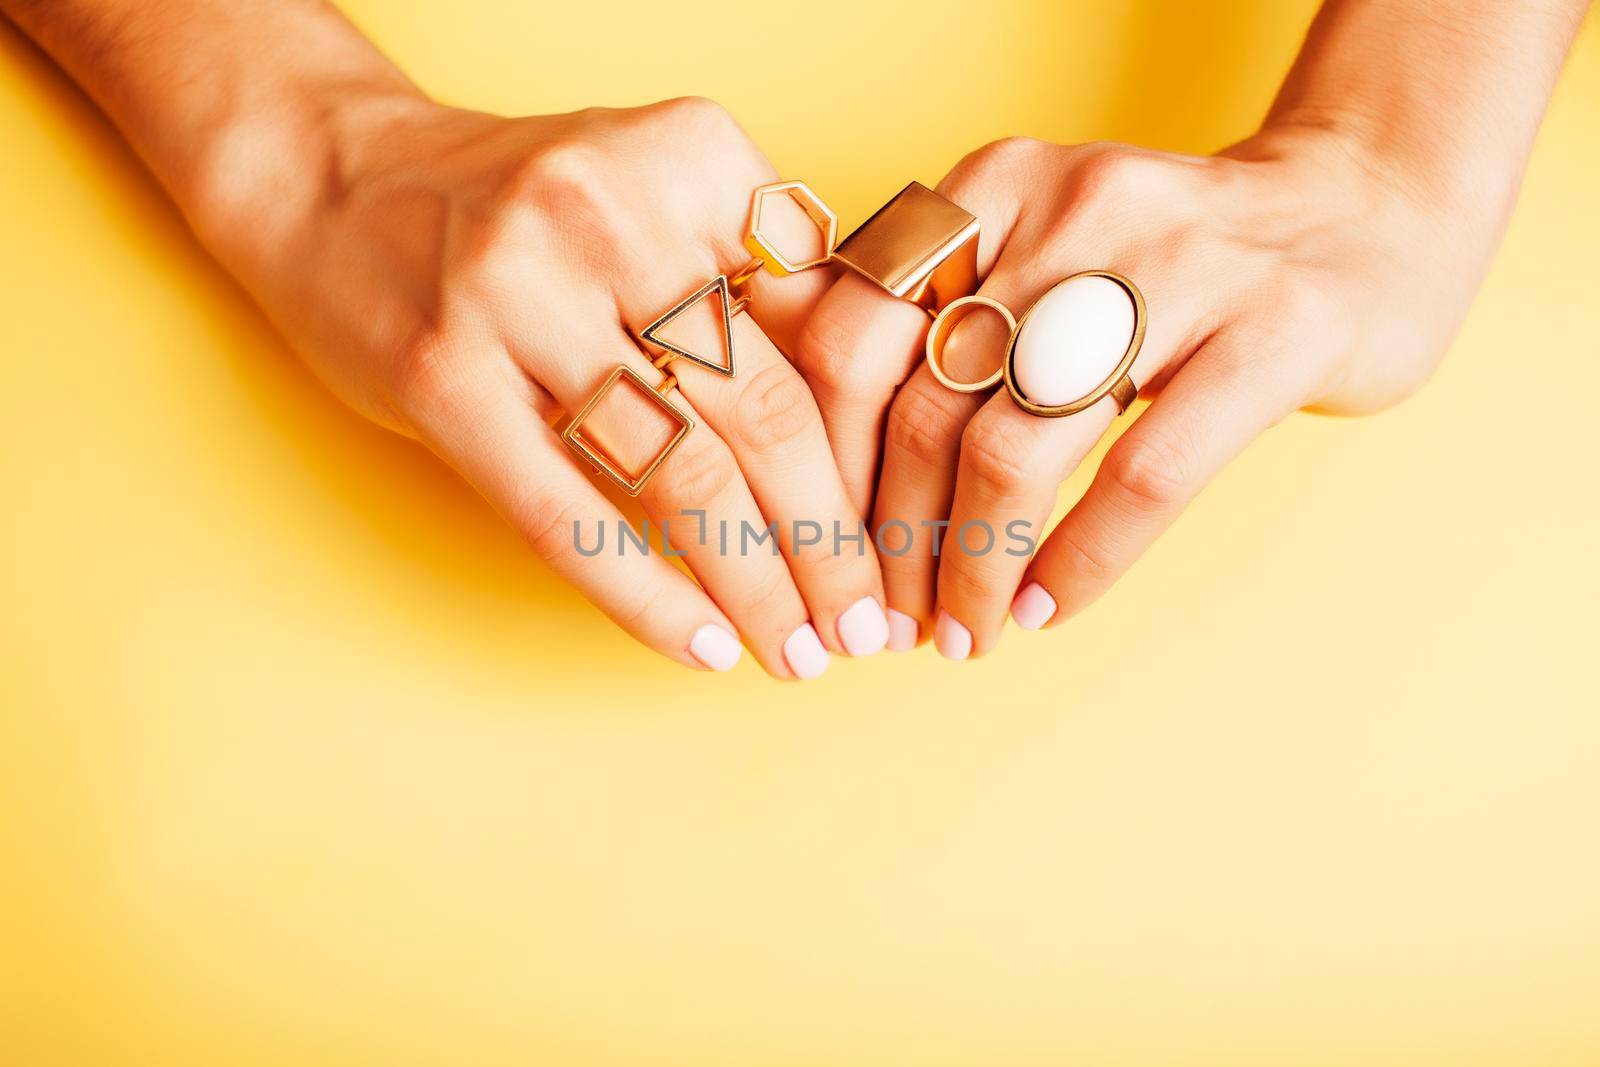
[1014,328,1306,630]
[870,274,1024,648]
[794,274,932,517]
[514,312,828,681]
[405,350,746,673]
[635,420,829,679]
[793,174,1023,518]
[628,257,890,656]
[617,201,890,663]
[870,363,989,649]
[671,311,892,658]
[933,260,1208,659]
[934,390,1117,659]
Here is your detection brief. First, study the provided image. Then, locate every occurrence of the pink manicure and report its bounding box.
[886,609,919,652]
[837,596,889,657]
[783,623,830,680]
[934,610,973,661]
[689,624,743,671]
[1010,583,1057,631]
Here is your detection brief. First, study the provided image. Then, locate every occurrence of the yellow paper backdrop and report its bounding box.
[3,3,1598,1063]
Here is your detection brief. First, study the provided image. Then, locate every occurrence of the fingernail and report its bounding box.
[837,596,889,657]
[1010,582,1057,631]
[934,610,972,661]
[886,609,919,652]
[783,622,830,680]
[689,624,743,672]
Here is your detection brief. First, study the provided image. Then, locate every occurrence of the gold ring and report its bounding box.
[561,180,843,496]
[727,255,767,294]
[559,365,694,497]
[832,181,980,314]
[744,181,838,277]
[639,273,743,379]
[925,294,1012,394]
[1002,270,1145,418]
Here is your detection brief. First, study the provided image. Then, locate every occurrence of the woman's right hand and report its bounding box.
[193,93,889,678]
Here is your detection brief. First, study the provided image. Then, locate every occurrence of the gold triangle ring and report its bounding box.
[638,271,751,379]
[559,179,842,497]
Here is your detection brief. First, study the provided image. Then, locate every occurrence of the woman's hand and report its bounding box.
[3,0,897,677]
[789,0,1583,659]
[198,94,888,678]
[796,123,1521,658]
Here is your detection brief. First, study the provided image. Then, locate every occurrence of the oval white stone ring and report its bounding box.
[1003,270,1146,418]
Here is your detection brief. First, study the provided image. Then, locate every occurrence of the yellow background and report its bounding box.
[3,2,1598,1063]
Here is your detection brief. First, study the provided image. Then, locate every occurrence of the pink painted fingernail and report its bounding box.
[1010,583,1057,631]
[934,610,972,661]
[689,624,743,671]
[886,609,919,652]
[783,623,830,680]
[837,596,889,657]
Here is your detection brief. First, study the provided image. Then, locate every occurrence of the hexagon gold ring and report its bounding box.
[560,180,841,497]
[744,180,838,276]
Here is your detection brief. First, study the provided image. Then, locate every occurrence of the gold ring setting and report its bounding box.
[832,181,980,316]
[561,177,992,495]
[924,294,1013,393]
[560,180,838,497]
[926,270,1146,418]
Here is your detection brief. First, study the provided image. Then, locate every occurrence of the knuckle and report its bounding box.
[734,364,821,454]
[878,544,926,584]
[945,136,1047,196]
[940,553,996,602]
[742,574,801,636]
[1060,145,1192,225]
[1103,435,1190,510]
[651,95,739,138]
[791,547,858,590]
[885,378,967,469]
[960,417,1045,494]
[511,138,606,199]
[505,139,631,236]
[516,488,590,565]
[795,305,867,397]
[613,574,677,634]
[1071,144,1153,200]
[390,332,469,421]
[1051,525,1116,584]
[653,438,737,508]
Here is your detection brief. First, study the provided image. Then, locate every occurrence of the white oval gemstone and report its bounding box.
[1012,275,1135,407]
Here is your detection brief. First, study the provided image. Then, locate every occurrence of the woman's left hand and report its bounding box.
[793,125,1514,657]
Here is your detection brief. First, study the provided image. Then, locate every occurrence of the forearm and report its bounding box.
[1258,0,1589,213]
[0,0,427,250]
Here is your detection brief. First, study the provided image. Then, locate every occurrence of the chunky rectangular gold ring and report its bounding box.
[559,365,694,497]
[831,181,980,315]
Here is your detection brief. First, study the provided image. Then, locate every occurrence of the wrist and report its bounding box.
[1226,111,1507,228]
[183,75,435,272]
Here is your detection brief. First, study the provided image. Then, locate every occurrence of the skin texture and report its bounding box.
[792,0,1589,657]
[2,0,1587,669]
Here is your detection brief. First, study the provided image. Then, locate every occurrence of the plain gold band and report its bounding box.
[925,294,1013,394]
